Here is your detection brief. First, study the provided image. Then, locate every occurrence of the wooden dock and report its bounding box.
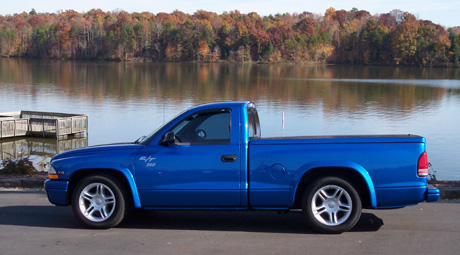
[0,111,88,139]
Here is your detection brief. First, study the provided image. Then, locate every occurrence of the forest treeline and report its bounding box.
[0,8,459,66]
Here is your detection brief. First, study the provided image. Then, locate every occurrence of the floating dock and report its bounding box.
[0,111,88,139]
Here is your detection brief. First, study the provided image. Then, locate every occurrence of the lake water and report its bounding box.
[1,58,459,180]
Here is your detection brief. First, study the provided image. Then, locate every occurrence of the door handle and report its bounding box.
[221,154,237,162]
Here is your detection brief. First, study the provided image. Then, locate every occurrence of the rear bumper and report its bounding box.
[44,180,70,206]
[375,184,440,208]
[426,185,440,202]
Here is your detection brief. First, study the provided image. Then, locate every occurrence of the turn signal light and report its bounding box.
[48,174,59,180]
[417,152,429,177]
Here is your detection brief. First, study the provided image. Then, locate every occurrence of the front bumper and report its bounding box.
[426,185,440,202]
[44,180,70,206]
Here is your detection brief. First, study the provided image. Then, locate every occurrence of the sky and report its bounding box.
[0,0,459,28]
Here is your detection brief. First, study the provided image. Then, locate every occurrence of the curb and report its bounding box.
[1,176,460,201]
[0,175,47,189]
[432,181,460,201]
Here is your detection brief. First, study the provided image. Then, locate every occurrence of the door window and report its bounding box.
[170,109,231,144]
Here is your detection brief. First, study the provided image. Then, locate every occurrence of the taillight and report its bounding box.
[417,152,429,177]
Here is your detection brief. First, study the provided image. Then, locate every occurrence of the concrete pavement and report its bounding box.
[0,191,459,255]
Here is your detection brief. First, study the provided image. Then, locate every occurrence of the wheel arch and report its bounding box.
[290,162,377,209]
[67,168,142,209]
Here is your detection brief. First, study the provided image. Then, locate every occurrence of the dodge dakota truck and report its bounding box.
[45,102,440,233]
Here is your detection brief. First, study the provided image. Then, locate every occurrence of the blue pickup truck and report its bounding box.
[45,102,440,233]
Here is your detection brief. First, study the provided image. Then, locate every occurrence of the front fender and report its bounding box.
[289,161,377,209]
[68,163,142,209]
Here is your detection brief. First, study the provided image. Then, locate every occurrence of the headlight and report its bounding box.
[48,164,58,180]
[47,164,56,174]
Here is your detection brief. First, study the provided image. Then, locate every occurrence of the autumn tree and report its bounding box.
[120,23,136,58]
[392,13,419,63]
[434,35,451,64]
[362,19,390,63]
[198,40,210,60]
[448,28,460,65]
[0,28,17,56]
[151,19,163,59]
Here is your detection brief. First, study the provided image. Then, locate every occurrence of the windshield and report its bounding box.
[135,108,189,145]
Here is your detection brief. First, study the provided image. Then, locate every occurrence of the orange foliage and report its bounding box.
[0,8,456,65]
[198,40,210,61]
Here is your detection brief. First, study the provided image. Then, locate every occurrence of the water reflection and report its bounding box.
[0,136,88,172]
[0,59,459,179]
[287,78,460,88]
[1,59,458,109]
[0,137,88,160]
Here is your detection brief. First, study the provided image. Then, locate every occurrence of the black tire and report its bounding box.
[71,174,127,228]
[302,176,361,234]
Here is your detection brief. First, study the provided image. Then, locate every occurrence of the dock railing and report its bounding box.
[0,111,88,139]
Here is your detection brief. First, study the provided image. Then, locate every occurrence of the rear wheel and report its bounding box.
[302,176,361,234]
[72,175,127,228]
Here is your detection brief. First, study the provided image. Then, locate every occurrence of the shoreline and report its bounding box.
[2,56,459,68]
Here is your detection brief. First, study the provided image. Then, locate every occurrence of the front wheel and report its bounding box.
[72,175,127,228]
[302,177,361,234]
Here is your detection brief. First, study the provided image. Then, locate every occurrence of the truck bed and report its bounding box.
[249,134,427,208]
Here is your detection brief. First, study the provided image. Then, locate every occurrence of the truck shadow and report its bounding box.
[0,205,79,229]
[120,210,383,233]
[0,205,383,233]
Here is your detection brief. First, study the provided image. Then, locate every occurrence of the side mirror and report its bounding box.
[160,131,176,145]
